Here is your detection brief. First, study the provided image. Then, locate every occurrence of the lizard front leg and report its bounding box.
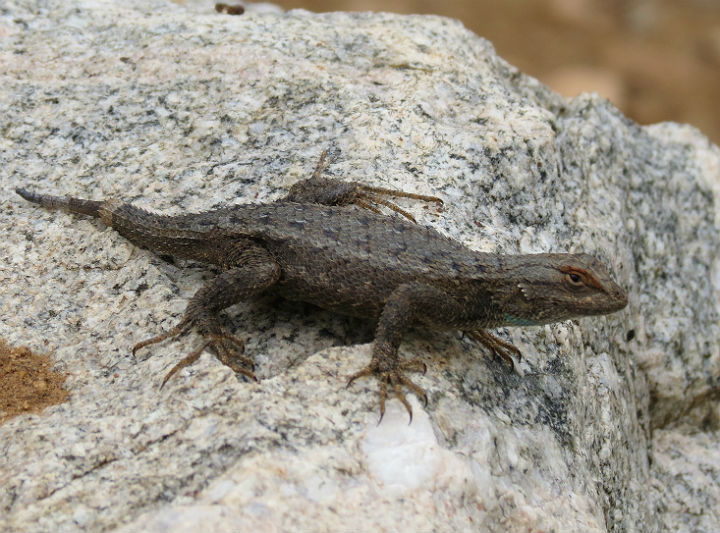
[283,151,442,222]
[348,282,469,422]
[133,241,281,387]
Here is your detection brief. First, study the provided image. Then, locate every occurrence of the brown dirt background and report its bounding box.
[0,340,69,424]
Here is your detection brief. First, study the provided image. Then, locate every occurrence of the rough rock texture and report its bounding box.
[1,1,719,532]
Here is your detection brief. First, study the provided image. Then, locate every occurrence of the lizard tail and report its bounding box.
[15,188,102,218]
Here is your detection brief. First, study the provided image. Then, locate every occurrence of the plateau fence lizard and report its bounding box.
[15,154,628,420]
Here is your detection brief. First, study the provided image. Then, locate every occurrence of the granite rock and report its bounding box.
[1,0,719,531]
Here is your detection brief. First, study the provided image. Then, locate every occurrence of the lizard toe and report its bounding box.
[467,330,521,370]
[133,317,192,356]
[210,334,257,381]
[160,340,210,389]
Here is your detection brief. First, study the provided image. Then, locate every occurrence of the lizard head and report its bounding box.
[494,253,628,326]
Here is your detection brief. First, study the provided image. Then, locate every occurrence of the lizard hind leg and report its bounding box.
[133,241,281,388]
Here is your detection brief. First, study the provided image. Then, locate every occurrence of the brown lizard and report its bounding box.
[15,154,628,420]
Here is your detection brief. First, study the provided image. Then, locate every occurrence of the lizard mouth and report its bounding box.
[591,285,628,314]
[607,283,628,311]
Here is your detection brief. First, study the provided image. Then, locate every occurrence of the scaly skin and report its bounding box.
[15,155,627,421]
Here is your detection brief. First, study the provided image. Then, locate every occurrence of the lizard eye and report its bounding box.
[559,265,605,292]
[565,272,584,286]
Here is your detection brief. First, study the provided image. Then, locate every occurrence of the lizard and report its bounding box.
[15,153,628,420]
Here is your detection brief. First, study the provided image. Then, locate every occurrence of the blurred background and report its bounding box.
[269,0,720,145]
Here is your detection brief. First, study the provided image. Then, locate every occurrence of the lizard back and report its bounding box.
[196,202,491,318]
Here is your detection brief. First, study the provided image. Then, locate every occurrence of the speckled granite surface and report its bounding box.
[1,1,719,531]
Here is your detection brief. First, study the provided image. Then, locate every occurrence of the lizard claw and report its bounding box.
[160,340,210,389]
[132,317,192,356]
[209,332,256,379]
[348,358,428,424]
[353,185,443,223]
[466,330,522,370]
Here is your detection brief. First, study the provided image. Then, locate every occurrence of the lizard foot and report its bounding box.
[466,330,521,370]
[351,184,443,223]
[133,320,255,387]
[286,150,443,223]
[160,331,255,388]
[347,359,427,423]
